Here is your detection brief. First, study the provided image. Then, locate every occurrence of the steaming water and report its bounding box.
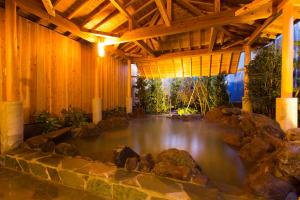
[67,116,245,186]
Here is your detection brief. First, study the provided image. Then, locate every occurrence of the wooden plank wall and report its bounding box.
[0,8,127,123]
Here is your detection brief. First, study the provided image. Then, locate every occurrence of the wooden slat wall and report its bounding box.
[0,8,127,123]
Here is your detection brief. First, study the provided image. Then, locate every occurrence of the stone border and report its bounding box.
[0,148,254,200]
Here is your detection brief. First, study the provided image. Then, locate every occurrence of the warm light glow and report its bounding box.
[97,42,105,57]
[104,38,119,45]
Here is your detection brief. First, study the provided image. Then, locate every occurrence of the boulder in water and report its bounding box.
[153,148,207,182]
[138,153,155,172]
[125,157,139,171]
[55,143,79,156]
[113,146,140,168]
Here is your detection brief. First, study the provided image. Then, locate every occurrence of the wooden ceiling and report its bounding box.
[1,0,300,76]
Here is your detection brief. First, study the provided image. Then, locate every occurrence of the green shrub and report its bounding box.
[247,44,281,118]
[135,76,148,110]
[61,106,88,128]
[36,111,62,133]
[146,79,169,113]
[177,107,197,116]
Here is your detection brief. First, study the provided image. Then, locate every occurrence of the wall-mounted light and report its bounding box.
[97,42,105,57]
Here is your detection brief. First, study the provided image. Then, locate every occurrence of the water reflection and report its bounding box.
[68,116,245,186]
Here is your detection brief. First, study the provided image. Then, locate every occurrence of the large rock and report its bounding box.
[285,128,300,141]
[239,137,272,165]
[240,113,284,139]
[153,149,207,182]
[277,142,300,180]
[205,107,241,128]
[138,154,155,173]
[72,123,101,138]
[221,130,243,147]
[153,161,192,181]
[113,146,140,168]
[55,143,79,156]
[246,155,295,200]
[221,107,242,115]
[97,117,129,131]
[25,135,50,149]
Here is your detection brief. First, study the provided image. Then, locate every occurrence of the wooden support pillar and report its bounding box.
[242,45,252,112]
[276,2,298,131]
[126,59,132,113]
[92,49,102,124]
[1,0,24,153]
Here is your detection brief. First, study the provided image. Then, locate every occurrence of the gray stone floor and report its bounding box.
[0,167,105,200]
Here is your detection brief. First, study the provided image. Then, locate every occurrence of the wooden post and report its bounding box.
[276,2,298,131]
[5,0,18,101]
[92,46,102,124]
[126,59,132,113]
[1,0,24,153]
[242,45,252,112]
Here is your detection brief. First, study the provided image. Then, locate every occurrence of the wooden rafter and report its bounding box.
[67,1,89,19]
[246,12,282,46]
[133,47,242,62]
[175,0,204,16]
[208,0,220,51]
[41,0,55,16]
[81,28,120,38]
[115,8,270,44]
[134,40,156,56]
[167,0,172,20]
[155,0,171,26]
[109,0,131,19]
[235,0,271,16]
[16,0,96,42]
[109,0,156,56]
[81,1,112,27]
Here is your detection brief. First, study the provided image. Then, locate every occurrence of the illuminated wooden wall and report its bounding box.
[0,8,127,123]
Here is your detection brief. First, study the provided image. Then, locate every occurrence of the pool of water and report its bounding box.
[67,116,245,186]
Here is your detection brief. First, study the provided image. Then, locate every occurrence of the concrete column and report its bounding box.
[93,55,102,124]
[126,59,132,114]
[242,45,252,112]
[0,0,24,153]
[276,3,298,131]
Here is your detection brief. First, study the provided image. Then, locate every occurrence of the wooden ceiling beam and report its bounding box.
[81,1,112,27]
[115,8,270,44]
[132,0,155,16]
[53,0,63,8]
[208,27,217,51]
[16,0,97,42]
[235,0,271,16]
[67,0,90,19]
[133,47,242,62]
[109,0,131,19]
[109,0,156,56]
[81,28,120,38]
[246,11,281,46]
[207,0,220,51]
[174,0,204,16]
[41,0,55,16]
[155,0,171,26]
[167,0,172,20]
[134,40,156,56]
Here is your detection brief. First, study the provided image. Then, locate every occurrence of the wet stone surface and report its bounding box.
[113,184,148,200]
[86,177,112,198]
[59,170,85,190]
[29,162,49,179]
[37,154,64,167]
[0,167,103,200]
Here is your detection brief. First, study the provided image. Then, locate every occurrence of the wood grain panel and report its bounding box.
[0,8,127,123]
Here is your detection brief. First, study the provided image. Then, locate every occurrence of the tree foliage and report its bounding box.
[247,44,281,118]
